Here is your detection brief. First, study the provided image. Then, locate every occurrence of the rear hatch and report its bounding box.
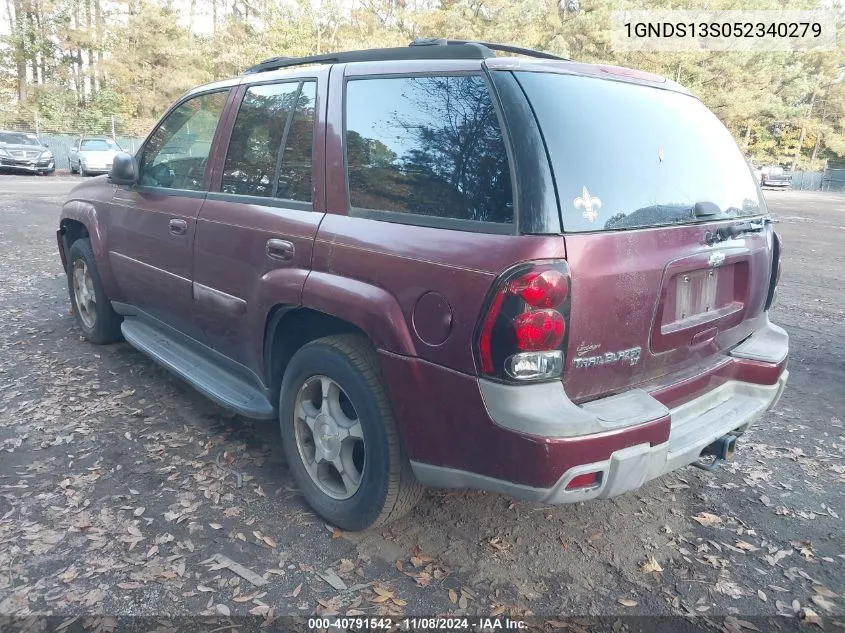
[516,71,773,403]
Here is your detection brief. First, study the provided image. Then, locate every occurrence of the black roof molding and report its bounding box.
[242,38,567,75]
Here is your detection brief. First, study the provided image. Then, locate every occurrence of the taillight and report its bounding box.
[475,261,571,382]
[765,231,781,310]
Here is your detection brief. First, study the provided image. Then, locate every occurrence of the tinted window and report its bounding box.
[276,82,316,202]
[345,75,513,224]
[81,139,120,150]
[222,82,300,197]
[139,91,227,190]
[517,72,764,233]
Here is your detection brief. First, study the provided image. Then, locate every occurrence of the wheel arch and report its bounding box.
[59,201,121,300]
[263,306,369,405]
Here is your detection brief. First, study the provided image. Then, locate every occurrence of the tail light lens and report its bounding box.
[475,261,571,382]
[764,231,781,310]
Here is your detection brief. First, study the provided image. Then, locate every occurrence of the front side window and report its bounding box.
[139,91,228,191]
[345,75,513,225]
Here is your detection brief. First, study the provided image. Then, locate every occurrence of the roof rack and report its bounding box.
[242,38,567,75]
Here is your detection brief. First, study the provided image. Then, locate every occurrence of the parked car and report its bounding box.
[760,165,792,189]
[69,137,122,176]
[0,130,55,175]
[57,39,788,530]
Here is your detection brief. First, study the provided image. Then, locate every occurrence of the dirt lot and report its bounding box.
[0,177,843,626]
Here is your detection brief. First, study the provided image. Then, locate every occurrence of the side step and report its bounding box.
[121,318,276,419]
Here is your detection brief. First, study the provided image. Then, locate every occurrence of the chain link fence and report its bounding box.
[0,112,146,172]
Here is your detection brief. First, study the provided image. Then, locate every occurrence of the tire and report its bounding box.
[66,238,122,344]
[279,334,422,531]
[80,167,89,177]
[70,162,77,174]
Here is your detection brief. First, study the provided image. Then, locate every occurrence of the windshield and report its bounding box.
[517,72,765,232]
[0,132,41,146]
[81,139,120,151]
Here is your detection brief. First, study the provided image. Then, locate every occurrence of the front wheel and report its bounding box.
[279,335,422,531]
[66,238,122,344]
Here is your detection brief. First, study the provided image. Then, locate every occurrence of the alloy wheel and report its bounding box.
[293,375,366,500]
[72,259,97,329]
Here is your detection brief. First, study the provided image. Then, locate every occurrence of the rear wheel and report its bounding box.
[279,334,422,530]
[66,238,122,344]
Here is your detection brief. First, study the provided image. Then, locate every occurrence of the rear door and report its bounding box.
[192,74,325,374]
[516,71,773,403]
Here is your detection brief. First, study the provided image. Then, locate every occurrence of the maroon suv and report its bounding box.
[57,39,788,530]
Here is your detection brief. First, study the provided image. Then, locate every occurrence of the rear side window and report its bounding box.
[517,72,764,232]
[222,82,300,197]
[277,81,316,202]
[345,75,513,225]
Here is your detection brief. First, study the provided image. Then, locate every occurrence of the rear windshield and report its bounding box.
[517,72,765,233]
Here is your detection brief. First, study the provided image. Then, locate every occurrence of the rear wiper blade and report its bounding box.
[705,219,767,245]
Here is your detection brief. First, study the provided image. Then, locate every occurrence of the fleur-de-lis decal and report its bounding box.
[573,186,602,223]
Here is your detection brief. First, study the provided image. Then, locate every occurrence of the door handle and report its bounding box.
[266,238,295,262]
[169,218,188,236]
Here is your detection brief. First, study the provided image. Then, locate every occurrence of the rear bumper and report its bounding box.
[411,371,786,503]
[386,319,788,502]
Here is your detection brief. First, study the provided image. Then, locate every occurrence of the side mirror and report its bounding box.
[109,152,137,185]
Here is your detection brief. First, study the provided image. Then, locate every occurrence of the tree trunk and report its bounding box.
[791,91,816,172]
[95,0,104,89]
[811,85,831,162]
[8,0,28,101]
[188,0,196,36]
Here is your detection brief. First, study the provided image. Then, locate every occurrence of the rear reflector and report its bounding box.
[566,472,601,490]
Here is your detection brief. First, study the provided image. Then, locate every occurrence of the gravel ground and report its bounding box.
[0,177,843,629]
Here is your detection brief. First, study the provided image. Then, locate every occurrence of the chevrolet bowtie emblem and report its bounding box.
[709,252,726,267]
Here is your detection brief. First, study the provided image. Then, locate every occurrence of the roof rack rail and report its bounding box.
[243,38,566,75]
[410,37,567,61]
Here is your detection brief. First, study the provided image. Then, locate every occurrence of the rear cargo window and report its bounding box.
[345,75,513,225]
[517,72,764,233]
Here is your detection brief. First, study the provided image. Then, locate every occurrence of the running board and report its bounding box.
[120,318,276,419]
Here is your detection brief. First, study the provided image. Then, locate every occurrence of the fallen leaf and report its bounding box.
[811,595,836,612]
[209,522,222,530]
[641,556,663,573]
[448,589,458,604]
[764,550,791,566]
[735,541,759,552]
[799,607,822,626]
[133,507,145,517]
[714,577,744,599]
[692,512,723,527]
[216,604,230,616]
[618,598,638,607]
[488,537,510,551]
[290,583,302,598]
[758,590,767,602]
